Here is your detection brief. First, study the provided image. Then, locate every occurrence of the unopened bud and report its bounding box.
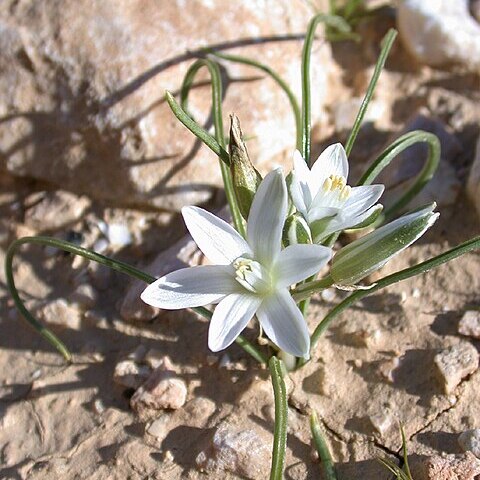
[229,114,262,219]
[331,203,439,285]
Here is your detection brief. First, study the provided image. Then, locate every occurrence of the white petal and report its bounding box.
[182,206,251,265]
[306,205,339,224]
[257,289,310,358]
[274,244,332,288]
[293,150,312,197]
[311,143,349,182]
[290,172,309,217]
[208,293,261,352]
[141,265,238,309]
[247,169,287,266]
[343,184,384,216]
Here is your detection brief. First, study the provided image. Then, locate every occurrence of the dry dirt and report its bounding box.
[1,8,480,480]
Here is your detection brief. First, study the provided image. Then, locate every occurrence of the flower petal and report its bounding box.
[343,184,384,217]
[208,293,262,352]
[274,244,332,288]
[311,143,349,183]
[247,169,287,266]
[141,265,238,309]
[182,206,252,265]
[290,171,309,217]
[293,150,314,203]
[257,289,310,358]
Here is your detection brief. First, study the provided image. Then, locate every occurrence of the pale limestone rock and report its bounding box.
[23,190,91,232]
[467,136,480,219]
[113,360,151,389]
[196,422,271,479]
[458,310,480,340]
[458,429,480,458]
[68,283,98,310]
[397,0,480,70]
[410,452,480,480]
[433,342,479,394]
[130,362,187,417]
[0,0,334,210]
[35,298,83,330]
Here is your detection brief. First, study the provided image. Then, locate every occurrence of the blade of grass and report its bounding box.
[310,411,337,480]
[269,356,288,480]
[301,13,352,165]
[358,130,440,221]
[344,28,397,156]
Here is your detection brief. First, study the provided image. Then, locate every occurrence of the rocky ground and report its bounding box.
[1,1,480,479]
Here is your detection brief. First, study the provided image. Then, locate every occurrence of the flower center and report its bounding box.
[233,257,271,295]
[322,174,351,201]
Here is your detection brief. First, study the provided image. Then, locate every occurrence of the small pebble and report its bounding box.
[458,429,480,458]
[433,342,479,394]
[458,311,480,339]
[113,360,151,389]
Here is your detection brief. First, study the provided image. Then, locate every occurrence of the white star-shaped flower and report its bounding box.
[141,169,332,358]
[290,144,385,242]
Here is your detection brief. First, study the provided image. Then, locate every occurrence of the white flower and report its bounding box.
[290,143,385,242]
[331,203,439,285]
[141,169,332,358]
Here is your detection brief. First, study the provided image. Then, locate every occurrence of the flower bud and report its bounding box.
[283,213,313,245]
[229,114,262,219]
[331,203,439,285]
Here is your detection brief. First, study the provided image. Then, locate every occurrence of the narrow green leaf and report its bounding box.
[5,236,267,364]
[310,411,337,480]
[345,28,397,156]
[269,356,288,480]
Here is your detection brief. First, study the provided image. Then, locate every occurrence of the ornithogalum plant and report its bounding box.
[5,15,480,480]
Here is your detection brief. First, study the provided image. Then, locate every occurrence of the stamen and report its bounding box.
[323,174,349,199]
[322,177,333,192]
[340,185,351,200]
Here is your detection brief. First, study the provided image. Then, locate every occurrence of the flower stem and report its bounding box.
[309,235,480,354]
[179,58,246,237]
[207,50,302,152]
[301,13,351,165]
[310,411,337,480]
[344,28,397,156]
[5,236,266,364]
[268,356,288,480]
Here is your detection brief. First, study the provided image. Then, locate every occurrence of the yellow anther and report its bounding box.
[324,174,348,194]
[322,177,333,192]
[340,185,351,200]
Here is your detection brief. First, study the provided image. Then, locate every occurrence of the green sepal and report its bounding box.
[283,213,313,246]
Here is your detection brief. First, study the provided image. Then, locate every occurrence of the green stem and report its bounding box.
[344,28,397,156]
[358,130,440,221]
[310,411,337,480]
[5,236,266,364]
[269,356,288,480]
[208,50,302,151]
[308,235,480,353]
[301,14,352,165]
[179,58,246,237]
